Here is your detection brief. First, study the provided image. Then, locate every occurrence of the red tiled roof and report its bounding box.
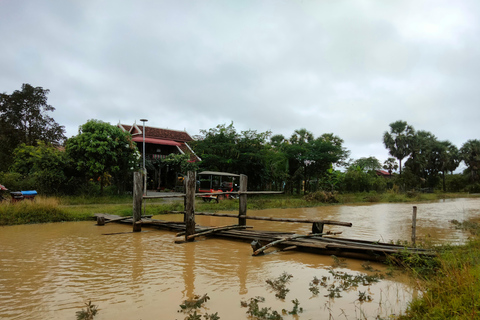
[132,136,181,146]
[118,123,200,162]
[376,170,392,176]
[119,124,193,142]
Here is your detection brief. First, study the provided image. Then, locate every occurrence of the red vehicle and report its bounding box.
[197,171,239,202]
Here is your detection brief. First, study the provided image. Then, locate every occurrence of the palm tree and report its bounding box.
[438,141,459,191]
[383,120,415,175]
[460,139,480,183]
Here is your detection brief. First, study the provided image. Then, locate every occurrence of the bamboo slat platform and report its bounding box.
[94,213,434,261]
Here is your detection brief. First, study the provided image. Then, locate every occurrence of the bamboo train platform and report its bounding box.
[94,213,435,261]
[114,171,436,261]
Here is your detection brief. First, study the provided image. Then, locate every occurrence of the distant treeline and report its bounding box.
[1,84,479,195]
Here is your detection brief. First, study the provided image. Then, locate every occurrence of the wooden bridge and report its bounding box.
[95,171,434,261]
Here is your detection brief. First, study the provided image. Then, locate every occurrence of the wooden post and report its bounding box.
[184,171,196,241]
[312,222,324,235]
[96,216,105,226]
[238,174,248,226]
[411,206,417,245]
[133,171,143,232]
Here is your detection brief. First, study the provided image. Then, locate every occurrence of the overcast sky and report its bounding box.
[1,0,479,167]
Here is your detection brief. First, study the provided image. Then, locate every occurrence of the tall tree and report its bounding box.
[0,84,65,171]
[438,141,459,192]
[383,157,398,175]
[350,156,382,172]
[383,120,415,175]
[460,139,480,183]
[65,120,139,194]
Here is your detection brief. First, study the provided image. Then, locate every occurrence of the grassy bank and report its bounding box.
[398,222,480,319]
[0,197,89,225]
[1,192,478,226]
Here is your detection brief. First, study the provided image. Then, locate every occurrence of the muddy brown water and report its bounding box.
[1,198,479,319]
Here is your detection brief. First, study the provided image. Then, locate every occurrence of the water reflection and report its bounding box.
[0,198,478,319]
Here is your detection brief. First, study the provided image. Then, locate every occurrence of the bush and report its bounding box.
[0,172,36,191]
[0,197,73,225]
[444,174,468,192]
[304,191,338,203]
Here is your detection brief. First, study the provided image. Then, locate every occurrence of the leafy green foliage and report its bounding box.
[281,299,303,315]
[10,142,71,194]
[460,139,480,183]
[309,269,383,299]
[178,294,219,320]
[265,272,293,299]
[65,120,139,194]
[75,301,99,320]
[240,296,283,320]
[0,84,66,171]
[383,120,415,175]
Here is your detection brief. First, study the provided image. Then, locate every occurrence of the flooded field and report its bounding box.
[1,198,479,319]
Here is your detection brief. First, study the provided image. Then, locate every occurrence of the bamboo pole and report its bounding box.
[132,171,143,232]
[411,206,417,245]
[186,225,252,240]
[252,232,342,256]
[184,171,196,242]
[194,211,352,226]
[238,174,247,226]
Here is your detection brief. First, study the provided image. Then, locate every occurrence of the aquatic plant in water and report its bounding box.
[75,301,98,320]
[265,272,293,299]
[178,294,220,319]
[240,296,283,320]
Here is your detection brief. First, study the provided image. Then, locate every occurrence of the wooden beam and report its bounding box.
[184,171,196,242]
[194,212,352,226]
[132,171,142,232]
[238,174,248,226]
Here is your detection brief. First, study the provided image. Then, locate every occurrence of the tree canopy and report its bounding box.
[0,84,65,171]
[383,120,414,175]
[65,120,139,194]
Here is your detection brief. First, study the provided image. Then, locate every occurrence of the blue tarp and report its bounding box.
[21,190,37,196]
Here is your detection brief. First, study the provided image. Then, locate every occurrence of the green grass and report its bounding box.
[0,197,87,225]
[398,235,480,319]
[1,192,477,226]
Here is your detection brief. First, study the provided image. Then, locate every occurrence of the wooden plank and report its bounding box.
[104,216,131,224]
[252,232,342,256]
[187,225,252,240]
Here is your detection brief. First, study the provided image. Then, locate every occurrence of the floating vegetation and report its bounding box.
[178,294,220,320]
[75,301,99,320]
[282,299,303,315]
[450,219,480,235]
[357,290,373,302]
[265,272,293,299]
[361,261,381,272]
[331,255,347,268]
[240,296,283,320]
[309,270,383,300]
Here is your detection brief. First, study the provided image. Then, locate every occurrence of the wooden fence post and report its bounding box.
[238,174,248,226]
[185,171,196,241]
[411,206,417,245]
[133,171,143,232]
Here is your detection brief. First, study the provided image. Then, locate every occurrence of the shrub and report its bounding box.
[304,191,338,203]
